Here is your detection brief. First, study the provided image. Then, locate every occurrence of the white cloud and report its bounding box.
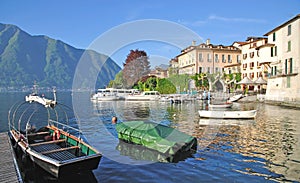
[181,14,266,27]
[208,15,266,23]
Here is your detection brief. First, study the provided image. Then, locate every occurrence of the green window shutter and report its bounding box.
[290,58,293,74]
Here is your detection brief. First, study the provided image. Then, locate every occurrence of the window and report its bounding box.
[288,25,291,36]
[222,54,225,63]
[288,41,291,52]
[271,66,277,76]
[228,55,231,63]
[199,53,203,62]
[199,67,203,73]
[273,32,276,41]
[215,67,219,73]
[237,55,241,63]
[207,67,210,74]
[285,59,288,74]
[215,54,219,62]
[275,46,277,56]
[207,53,211,62]
[271,47,273,57]
[289,58,293,74]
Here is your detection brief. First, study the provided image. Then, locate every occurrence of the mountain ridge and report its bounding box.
[0,23,121,89]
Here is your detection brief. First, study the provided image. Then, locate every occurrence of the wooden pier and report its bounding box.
[0,132,23,183]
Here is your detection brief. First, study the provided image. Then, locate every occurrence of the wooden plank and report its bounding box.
[41,146,79,155]
[0,132,23,183]
[27,131,50,136]
[30,139,66,146]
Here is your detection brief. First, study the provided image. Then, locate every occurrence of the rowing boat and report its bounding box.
[8,90,102,178]
[228,94,244,102]
[208,102,233,108]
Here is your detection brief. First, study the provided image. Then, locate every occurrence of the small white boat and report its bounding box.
[209,102,233,108]
[125,91,161,101]
[198,110,257,119]
[228,94,244,102]
[25,84,57,108]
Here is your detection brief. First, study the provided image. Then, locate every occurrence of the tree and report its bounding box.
[124,49,147,65]
[122,49,150,88]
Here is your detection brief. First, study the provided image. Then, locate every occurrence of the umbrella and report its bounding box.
[254,77,267,85]
[237,76,254,85]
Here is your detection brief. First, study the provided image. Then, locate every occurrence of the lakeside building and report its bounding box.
[236,37,269,92]
[175,39,241,75]
[149,65,168,78]
[263,14,300,102]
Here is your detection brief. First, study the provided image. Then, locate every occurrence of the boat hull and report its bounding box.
[9,127,102,178]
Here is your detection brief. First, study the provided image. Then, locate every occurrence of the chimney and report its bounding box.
[192,40,196,46]
[206,39,210,45]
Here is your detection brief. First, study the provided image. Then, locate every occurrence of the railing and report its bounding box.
[48,119,82,134]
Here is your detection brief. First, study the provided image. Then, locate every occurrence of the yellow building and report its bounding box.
[176,39,241,75]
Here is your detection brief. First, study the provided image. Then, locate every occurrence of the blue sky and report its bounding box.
[1,0,300,67]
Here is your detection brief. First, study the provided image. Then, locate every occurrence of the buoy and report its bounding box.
[52,130,60,140]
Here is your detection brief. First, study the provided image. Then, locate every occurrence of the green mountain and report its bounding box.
[0,23,121,89]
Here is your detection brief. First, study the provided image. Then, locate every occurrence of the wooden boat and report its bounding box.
[209,102,233,108]
[8,90,102,178]
[198,110,257,119]
[228,94,244,102]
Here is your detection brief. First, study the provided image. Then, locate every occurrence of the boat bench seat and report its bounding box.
[30,139,66,146]
[41,146,79,155]
[27,131,50,137]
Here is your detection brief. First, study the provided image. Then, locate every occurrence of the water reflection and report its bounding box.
[116,140,194,163]
[194,104,300,182]
[3,92,300,182]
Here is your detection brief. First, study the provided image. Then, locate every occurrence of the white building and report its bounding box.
[237,37,268,92]
[264,14,300,102]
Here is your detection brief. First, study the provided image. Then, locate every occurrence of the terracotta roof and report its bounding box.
[264,14,300,36]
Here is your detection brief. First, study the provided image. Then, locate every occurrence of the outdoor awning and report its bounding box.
[254,77,267,85]
[237,76,254,85]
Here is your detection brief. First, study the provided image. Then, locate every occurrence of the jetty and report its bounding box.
[0,132,23,183]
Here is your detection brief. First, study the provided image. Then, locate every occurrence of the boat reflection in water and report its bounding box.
[116,140,194,163]
[199,118,255,126]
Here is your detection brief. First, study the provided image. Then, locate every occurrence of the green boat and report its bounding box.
[115,121,197,156]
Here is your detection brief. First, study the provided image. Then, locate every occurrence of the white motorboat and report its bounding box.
[91,89,120,101]
[25,84,57,108]
[125,91,161,101]
[198,110,257,119]
[91,88,138,101]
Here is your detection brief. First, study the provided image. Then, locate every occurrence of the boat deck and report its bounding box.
[0,132,23,183]
[30,139,80,161]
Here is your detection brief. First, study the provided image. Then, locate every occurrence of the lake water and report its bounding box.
[1,92,300,182]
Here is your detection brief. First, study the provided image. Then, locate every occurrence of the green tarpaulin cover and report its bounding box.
[116,121,197,155]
